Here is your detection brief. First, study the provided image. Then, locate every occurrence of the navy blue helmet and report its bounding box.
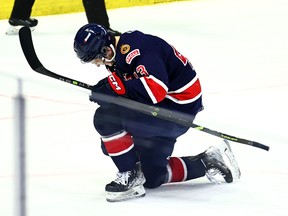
[73,24,115,63]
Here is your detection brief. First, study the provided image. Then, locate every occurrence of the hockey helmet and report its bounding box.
[73,24,115,63]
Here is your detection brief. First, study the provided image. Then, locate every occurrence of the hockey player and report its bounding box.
[6,0,38,35]
[73,24,241,202]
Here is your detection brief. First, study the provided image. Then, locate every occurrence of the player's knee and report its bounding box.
[93,107,105,134]
[93,106,123,136]
[93,106,112,132]
[143,169,167,189]
[144,175,166,189]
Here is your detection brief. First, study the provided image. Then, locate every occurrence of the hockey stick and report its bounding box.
[18,27,270,151]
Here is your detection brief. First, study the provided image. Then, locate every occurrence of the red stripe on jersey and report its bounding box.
[102,132,134,156]
[168,157,187,182]
[166,78,202,104]
[140,75,168,104]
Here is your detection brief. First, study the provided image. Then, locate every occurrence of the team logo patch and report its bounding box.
[126,49,140,64]
[120,44,130,54]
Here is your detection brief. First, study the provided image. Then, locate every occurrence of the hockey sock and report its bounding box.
[102,131,138,172]
[166,156,206,183]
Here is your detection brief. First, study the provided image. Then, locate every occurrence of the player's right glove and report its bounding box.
[91,72,126,96]
[89,72,126,105]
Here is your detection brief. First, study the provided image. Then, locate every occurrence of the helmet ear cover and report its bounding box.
[73,24,115,63]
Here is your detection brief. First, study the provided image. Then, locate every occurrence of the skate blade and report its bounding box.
[106,185,146,202]
[6,25,36,35]
[220,140,241,180]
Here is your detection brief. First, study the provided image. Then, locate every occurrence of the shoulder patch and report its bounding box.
[126,49,140,64]
[120,44,130,54]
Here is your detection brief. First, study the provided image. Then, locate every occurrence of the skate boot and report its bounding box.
[6,18,38,35]
[202,140,241,184]
[105,162,146,202]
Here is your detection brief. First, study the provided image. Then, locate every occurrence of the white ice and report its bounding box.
[0,0,288,215]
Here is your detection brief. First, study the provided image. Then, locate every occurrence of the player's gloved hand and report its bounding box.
[91,72,126,96]
[89,72,126,104]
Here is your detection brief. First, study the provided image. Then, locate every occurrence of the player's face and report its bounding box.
[91,46,114,67]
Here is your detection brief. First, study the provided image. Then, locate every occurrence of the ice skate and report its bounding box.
[202,139,241,184]
[105,162,146,202]
[221,139,241,180]
[6,18,38,35]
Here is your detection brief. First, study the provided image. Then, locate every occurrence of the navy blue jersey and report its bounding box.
[110,30,203,115]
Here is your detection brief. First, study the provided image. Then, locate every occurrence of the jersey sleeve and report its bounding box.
[123,52,169,104]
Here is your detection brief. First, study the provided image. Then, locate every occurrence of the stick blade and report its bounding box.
[18,27,43,71]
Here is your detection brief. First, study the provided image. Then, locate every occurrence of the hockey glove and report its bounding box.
[91,72,126,96]
[90,72,126,105]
